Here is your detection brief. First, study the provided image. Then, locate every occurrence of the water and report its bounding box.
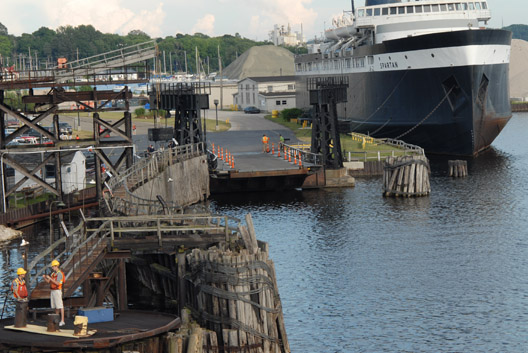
[1,115,527,351]
[210,113,528,352]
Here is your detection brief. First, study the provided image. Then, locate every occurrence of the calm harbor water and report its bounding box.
[0,114,526,352]
[211,113,528,352]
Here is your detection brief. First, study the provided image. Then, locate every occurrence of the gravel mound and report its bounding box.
[223,45,294,80]
[510,39,528,99]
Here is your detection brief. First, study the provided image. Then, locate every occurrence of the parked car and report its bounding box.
[243,106,261,114]
[59,122,73,135]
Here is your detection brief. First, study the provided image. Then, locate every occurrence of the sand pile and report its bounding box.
[510,39,528,99]
[223,45,294,80]
[0,225,21,243]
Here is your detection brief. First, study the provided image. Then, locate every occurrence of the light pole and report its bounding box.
[214,99,219,131]
[49,200,65,259]
[76,104,80,131]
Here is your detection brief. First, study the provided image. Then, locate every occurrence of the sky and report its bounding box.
[1,0,525,41]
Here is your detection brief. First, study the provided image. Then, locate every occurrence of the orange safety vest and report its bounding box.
[262,136,269,144]
[11,278,28,299]
[50,270,65,290]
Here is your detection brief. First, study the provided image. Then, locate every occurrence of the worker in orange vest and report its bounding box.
[11,268,28,301]
[262,134,270,153]
[43,260,65,326]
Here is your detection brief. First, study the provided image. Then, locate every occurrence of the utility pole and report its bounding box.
[218,45,223,110]
[184,51,188,74]
[163,50,166,74]
[195,47,199,77]
[169,52,172,74]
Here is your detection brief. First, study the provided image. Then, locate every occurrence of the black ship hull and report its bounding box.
[296,29,512,156]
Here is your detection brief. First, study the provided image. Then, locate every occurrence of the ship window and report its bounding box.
[407,6,414,13]
[368,56,374,65]
[461,3,468,10]
[481,2,487,9]
[423,5,431,12]
[398,7,405,14]
[475,2,481,9]
[432,4,439,12]
[448,4,455,11]
[345,58,351,68]
[440,4,447,11]
[382,8,389,15]
[366,8,373,16]
[468,3,474,10]
[358,9,364,17]
[374,8,381,16]
[390,7,397,15]
[455,3,462,10]
[415,5,423,13]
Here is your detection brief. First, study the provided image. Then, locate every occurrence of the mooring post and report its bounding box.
[177,253,186,318]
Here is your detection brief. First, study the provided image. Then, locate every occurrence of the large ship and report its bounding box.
[295,0,512,156]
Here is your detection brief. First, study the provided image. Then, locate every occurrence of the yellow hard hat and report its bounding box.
[17,268,26,275]
[51,260,60,267]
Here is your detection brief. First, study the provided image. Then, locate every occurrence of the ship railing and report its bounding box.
[280,143,323,166]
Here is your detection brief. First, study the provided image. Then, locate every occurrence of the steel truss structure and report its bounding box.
[308,76,349,169]
[148,82,210,145]
[0,41,157,212]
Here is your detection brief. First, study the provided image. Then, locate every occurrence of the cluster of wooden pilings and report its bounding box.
[184,217,289,353]
[448,160,468,178]
[383,155,431,197]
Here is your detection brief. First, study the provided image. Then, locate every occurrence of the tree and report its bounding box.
[0,23,7,36]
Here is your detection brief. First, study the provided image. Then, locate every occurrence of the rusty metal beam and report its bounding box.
[2,155,59,196]
[22,90,132,104]
[0,103,55,141]
[5,153,54,196]
[4,105,58,144]
[96,116,131,142]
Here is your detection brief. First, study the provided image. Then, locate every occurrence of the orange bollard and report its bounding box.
[278,147,281,158]
[272,143,274,155]
[212,143,215,155]
[299,154,303,167]
[284,147,287,160]
[221,147,224,161]
[288,148,292,163]
[294,151,297,165]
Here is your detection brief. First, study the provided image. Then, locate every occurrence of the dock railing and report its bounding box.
[26,219,111,294]
[345,133,425,162]
[279,143,323,166]
[106,143,204,215]
[86,214,241,247]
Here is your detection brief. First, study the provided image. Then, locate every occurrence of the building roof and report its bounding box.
[259,92,296,97]
[241,76,296,83]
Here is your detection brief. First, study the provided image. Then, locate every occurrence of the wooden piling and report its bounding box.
[448,160,468,178]
[383,155,431,197]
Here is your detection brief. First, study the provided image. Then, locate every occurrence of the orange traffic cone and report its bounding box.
[232,156,235,169]
[299,154,303,167]
[272,143,274,155]
[288,149,292,163]
[284,147,287,160]
[294,151,297,165]
[212,143,215,155]
[221,147,224,161]
[278,147,281,158]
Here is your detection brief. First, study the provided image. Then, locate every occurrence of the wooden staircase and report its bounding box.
[30,239,108,301]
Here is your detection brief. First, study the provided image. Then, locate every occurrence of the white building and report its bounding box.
[269,24,305,47]
[233,76,297,112]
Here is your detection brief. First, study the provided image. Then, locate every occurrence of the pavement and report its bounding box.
[59,109,303,172]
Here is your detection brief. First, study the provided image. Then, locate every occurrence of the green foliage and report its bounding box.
[3,90,35,111]
[503,24,528,41]
[134,107,146,117]
[280,108,303,121]
[0,25,281,74]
